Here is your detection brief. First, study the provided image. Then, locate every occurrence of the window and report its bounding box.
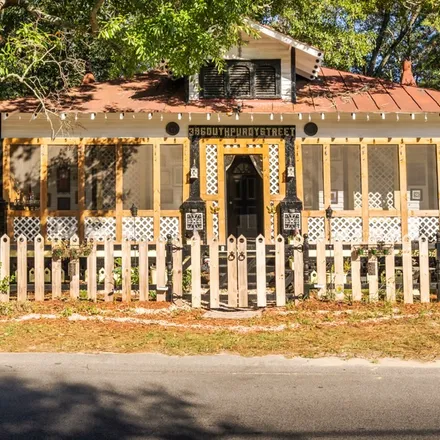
[123,145,153,210]
[406,145,438,210]
[160,144,183,210]
[85,145,116,210]
[48,145,78,211]
[10,145,41,207]
[302,144,324,210]
[330,145,361,211]
[200,60,280,98]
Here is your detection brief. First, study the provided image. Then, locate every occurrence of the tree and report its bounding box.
[268,0,440,87]
[0,0,264,106]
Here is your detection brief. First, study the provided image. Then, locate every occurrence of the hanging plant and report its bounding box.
[51,240,93,261]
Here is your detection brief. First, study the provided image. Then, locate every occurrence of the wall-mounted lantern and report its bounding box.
[325,205,333,219]
[130,203,138,218]
[190,160,199,181]
[287,160,295,179]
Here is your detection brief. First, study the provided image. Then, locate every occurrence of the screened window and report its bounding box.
[160,144,183,210]
[302,144,323,210]
[10,145,41,207]
[368,145,399,210]
[330,145,361,210]
[406,145,438,210]
[47,145,78,211]
[85,145,116,210]
[123,145,153,210]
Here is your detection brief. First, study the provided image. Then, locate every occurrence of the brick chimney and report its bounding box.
[401,60,417,87]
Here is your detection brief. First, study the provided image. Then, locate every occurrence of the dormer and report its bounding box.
[188,20,324,103]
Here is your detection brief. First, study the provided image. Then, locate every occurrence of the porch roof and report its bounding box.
[1,67,440,115]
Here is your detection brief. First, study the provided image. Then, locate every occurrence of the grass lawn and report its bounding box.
[0,299,440,360]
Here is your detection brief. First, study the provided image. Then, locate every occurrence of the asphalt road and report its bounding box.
[1,354,440,439]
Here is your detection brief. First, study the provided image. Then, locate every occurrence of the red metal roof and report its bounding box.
[1,67,440,114]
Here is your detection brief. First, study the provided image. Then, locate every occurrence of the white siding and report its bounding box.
[3,112,440,139]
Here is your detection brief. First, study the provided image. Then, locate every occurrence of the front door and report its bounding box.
[226,155,264,238]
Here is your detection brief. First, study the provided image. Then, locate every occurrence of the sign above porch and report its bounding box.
[188,126,295,138]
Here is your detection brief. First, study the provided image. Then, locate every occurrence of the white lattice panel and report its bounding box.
[13,217,40,240]
[247,144,262,148]
[369,218,401,242]
[307,217,325,243]
[160,217,180,239]
[269,144,280,195]
[47,217,78,240]
[409,217,439,241]
[212,202,219,239]
[205,144,218,195]
[224,144,240,149]
[369,147,397,209]
[123,217,154,241]
[85,217,116,241]
[332,218,362,242]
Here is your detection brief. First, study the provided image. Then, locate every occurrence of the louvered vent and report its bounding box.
[201,66,225,98]
[256,65,277,96]
[229,65,251,97]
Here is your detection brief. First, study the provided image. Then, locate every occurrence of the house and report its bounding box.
[1,21,440,246]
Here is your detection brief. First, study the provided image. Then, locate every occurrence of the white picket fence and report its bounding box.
[0,233,436,307]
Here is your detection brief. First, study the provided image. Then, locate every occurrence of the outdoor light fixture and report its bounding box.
[381,112,385,120]
[366,114,370,121]
[287,159,295,178]
[337,113,341,122]
[425,113,428,122]
[351,113,356,120]
[235,113,240,120]
[250,113,254,121]
[3,113,9,120]
[298,113,303,120]
[280,114,284,122]
[411,113,415,120]
[207,113,211,121]
[178,113,182,120]
[190,159,199,181]
[60,113,66,121]
[130,203,138,218]
[120,112,124,120]
[396,114,400,121]
[148,112,153,120]
[270,113,274,120]
[321,113,325,120]
[325,205,333,219]
[91,113,96,120]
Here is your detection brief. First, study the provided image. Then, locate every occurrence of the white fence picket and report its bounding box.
[256,235,266,307]
[34,234,44,301]
[275,235,286,306]
[191,235,201,308]
[0,235,10,302]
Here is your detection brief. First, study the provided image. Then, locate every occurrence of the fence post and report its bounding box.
[156,238,166,301]
[293,236,303,300]
[138,241,149,302]
[403,235,413,304]
[191,234,201,308]
[419,236,430,303]
[385,245,396,302]
[0,234,10,302]
[334,240,344,300]
[173,237,183,300]
[34,234,45,302]
[275,235,286,306]
[69,234,80,300]
[104,237,114,302]
[303,234,310,299]
[87,240,97,302]
[17,234,27,302]
[51,237,62,299]
[237,235,248,308]
[122,238,131,302]
[256,234,267,308]
[210,237,220,309]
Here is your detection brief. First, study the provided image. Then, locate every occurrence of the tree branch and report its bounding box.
[374,4,422,76]
[366,10,391,76]
[91,0,106,35]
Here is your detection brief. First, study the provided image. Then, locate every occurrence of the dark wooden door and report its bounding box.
[226,155,264,238]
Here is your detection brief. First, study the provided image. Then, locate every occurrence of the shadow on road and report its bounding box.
[0,374,439,439]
